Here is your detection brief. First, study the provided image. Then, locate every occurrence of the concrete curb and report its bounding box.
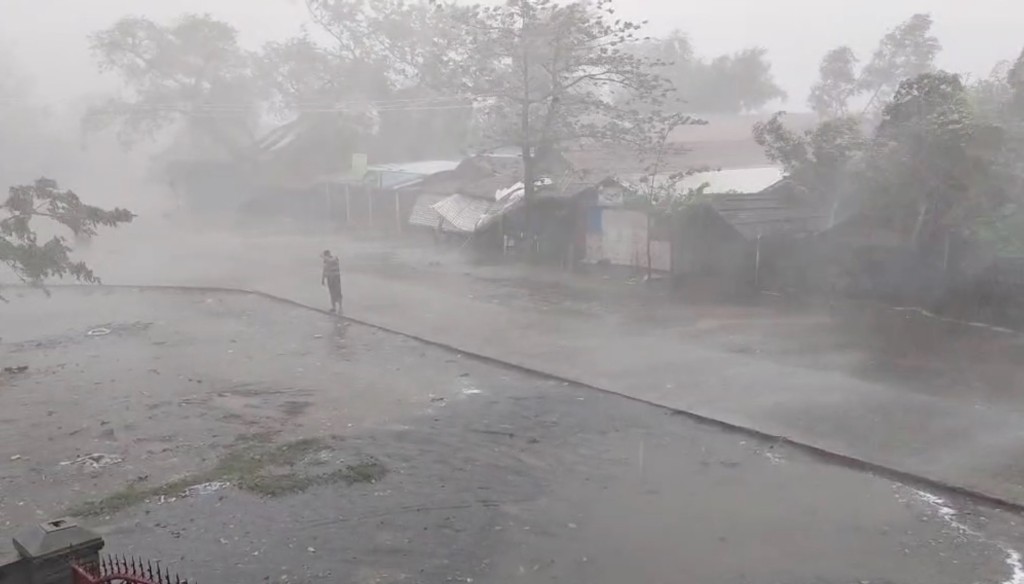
[36,283,1024,515]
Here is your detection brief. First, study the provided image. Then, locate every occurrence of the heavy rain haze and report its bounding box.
[3,1,1024,583]
[4,0,1024,106]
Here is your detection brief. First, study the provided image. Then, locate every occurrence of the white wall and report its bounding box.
[585,208,670,272]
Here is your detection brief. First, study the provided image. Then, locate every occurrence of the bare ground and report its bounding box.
[2,288,1024,584]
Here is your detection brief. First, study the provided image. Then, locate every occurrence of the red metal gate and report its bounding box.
[71,555,192,584]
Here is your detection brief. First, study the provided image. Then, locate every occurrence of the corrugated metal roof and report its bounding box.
[361,160,463,191]
[367,160,461,175]
[408,193,447,229]
[431,191,525,233]
[457,174,519,199]
[618,167,785,196]
[706,181,827,239]
[566,141,772,176]
[432,194,495,232]
[362,171,416,190]
[680,167,784,194]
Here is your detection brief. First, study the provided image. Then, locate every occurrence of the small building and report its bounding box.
[356,160,462,231]
[582,177,673,274]
[673,177,827,296]
[403,150,591,263]
[578,166,818,288]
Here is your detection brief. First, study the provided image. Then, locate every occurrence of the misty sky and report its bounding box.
[3,0,1024,111]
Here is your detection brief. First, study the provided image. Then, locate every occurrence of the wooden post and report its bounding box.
[395,190,402,234]
[646,212,653,281]
[943,230,951,273]
[754,234,763,290]
[368,187,374,229]
[325,183,332,232]
[500,214,506,255]
[345,184,351,226]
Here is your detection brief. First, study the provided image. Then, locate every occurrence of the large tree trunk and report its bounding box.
[520,8,535,256]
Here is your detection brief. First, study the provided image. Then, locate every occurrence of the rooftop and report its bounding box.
[367,160,462,175]
[705,180,828,239]
[618,166,785,196]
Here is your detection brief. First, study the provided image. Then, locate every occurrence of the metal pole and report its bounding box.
[368,186,374,229]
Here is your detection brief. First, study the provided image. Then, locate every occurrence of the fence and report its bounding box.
[71,556,191,584]
[1,519,193,584]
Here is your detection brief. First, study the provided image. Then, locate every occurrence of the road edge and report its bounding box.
[32,283,1024,515]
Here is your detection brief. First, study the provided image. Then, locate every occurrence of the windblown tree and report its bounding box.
[255,34,380,164]
[970,61,1015,123]
[862,73,990,247]
[967,48,1024,254]
[753,112,867,222]
[632,30,786,114]
[807,47,859,119]
[260,0,480,160]
[858,14,942,112]
[438,0,681,206]
[807,13,941,118]
[1,179,133,301]
[792,71,1007,250]
[1008,48,1024,118]
[86,14,260,153]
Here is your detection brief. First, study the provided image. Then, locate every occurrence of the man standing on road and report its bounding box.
[321,250,343,314]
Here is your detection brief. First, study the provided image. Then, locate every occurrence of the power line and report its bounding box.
[80,103,494,118]
[0,93,499,109]
[76,98,503,118]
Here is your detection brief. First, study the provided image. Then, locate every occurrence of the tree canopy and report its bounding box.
[1,179,133,301]
[255,1,479,161]
[753,113,866,219]
[865,72,1003,247]
[88,4,784,166]
[632,31,786,114]
[87,14,259,152]
[765,65,1020,253]
[808,14,941,118]
[807,47,859,119]
[434,0,683,201]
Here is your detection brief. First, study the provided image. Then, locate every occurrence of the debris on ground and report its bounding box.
[2,365,29,374]
[60,453,124,469]
[86,322,153,337]
[182,481,231,498]
[10,455,23,461]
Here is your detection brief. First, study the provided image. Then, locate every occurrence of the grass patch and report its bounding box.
[66,437,386,518]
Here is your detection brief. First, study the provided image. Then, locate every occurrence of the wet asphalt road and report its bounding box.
[71,221,1024,509]
[1,288,1023,584]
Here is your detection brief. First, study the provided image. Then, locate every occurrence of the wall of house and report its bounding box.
[670,205,755,297]
[585,208,671,272]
